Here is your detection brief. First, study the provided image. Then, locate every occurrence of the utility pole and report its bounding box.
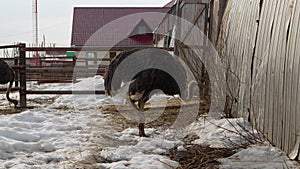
[32,0,39,65]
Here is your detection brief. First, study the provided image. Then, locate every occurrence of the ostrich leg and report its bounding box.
[138,101,148,137]
[6,75,18,107]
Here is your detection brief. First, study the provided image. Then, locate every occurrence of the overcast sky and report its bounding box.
[0,0,171,46]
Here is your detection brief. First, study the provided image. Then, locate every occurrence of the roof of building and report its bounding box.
[71,7,170,47]
[163,0,177,7]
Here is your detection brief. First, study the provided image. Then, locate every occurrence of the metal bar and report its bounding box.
[11,65,26,70]
[26,90,105,95]
[183,0,210,4]
[27,79,71,82]
[181,6,206,43]
[26,67,74,73]
[0,87,22,92]
[204,3,209,38]
[174,0,182,56]
[14,57,19,87]
[72,56,77,81]
[19,43,27,108]
[0,45,20,49]
[0,58,17,61]
[202,2,209,56]
[25,46,174,52]
[39,60,73,63]
[208,0,214,41]
[35,80,75,84]
[26,56,76,59]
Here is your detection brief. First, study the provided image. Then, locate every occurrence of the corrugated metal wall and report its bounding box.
[218,0,300,157]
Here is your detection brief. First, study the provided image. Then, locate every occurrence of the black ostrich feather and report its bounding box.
[0,59,18,106]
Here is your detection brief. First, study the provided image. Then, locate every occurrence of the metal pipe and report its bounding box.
[19,43,27,108]
[25,90,105,95]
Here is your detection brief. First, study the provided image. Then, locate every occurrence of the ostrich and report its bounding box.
[0,59,18,107]
[104,49,141,96]
[104,48,196,137]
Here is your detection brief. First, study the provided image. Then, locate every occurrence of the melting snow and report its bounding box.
[0,76,298,168]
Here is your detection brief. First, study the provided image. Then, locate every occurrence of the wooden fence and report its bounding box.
[216,0,300,159]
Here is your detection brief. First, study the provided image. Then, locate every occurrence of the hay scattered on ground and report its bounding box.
[166,144,237,169]
[100,98,210,132]
[162,134,238,169]
[0,108,22,115]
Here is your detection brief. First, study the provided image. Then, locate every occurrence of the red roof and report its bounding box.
[164,0,177,7]
[71,7,170,47]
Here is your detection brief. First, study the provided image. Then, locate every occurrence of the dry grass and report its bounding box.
[0,108,22,115]
[166,144,237,169]
[100,98,210,132]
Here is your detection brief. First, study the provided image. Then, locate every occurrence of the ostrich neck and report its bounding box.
[185,80,197,100]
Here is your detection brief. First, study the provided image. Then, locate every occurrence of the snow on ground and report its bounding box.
[219,145,296,169]
[187,117,261,148]
[0,76,299,168]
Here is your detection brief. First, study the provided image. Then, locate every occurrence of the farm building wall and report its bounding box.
[210,0,228,45]
[217,0,300,158]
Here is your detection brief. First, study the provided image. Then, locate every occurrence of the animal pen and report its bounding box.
[1,0,300,161]
[0,44,111,108]
[0,44,174,109]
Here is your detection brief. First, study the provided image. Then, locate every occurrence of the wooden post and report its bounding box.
[19,43,27,108]
[72,55,77,82]
[109,51,116,62]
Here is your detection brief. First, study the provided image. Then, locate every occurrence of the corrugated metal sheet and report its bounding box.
[218,0,300,157]
[218,0,259,119]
